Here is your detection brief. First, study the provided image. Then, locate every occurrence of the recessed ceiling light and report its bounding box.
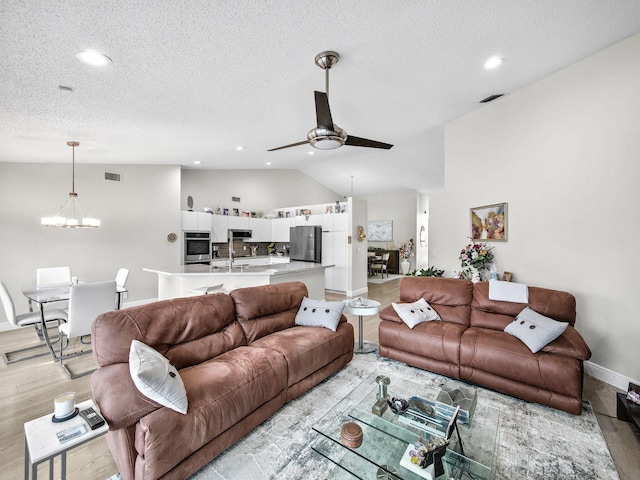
[76,50,112,66]
[484,56,504,69]
[266,162,271,166]
[194,160,201,165]
[308,151,314,155]
[236,146,244,151]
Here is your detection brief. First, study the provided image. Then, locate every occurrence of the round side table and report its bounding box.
[343,299,380,354]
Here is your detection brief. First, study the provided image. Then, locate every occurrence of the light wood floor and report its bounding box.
[1,279,638,480]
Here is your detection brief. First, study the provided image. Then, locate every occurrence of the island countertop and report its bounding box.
[143,261,333,300]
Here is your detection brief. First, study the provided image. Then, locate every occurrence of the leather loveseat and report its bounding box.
[90,281,354,480]
[379,277,591,415]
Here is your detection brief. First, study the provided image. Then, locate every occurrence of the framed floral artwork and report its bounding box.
[470,203,507,241]
[367,220,393,242]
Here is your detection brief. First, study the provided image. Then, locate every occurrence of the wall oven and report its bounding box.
[184,231,211,264]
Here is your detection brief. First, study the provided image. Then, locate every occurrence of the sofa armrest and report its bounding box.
[379,304,402,323]
[91,363,162,431]
[541,326,592,361]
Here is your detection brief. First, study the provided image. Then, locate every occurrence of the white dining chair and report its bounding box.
[58,280,116,378]
[115,268,130,308]
[1,280,67,364]
[36,266,72,312]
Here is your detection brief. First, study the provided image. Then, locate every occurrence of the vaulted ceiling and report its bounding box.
[2,1,640,196]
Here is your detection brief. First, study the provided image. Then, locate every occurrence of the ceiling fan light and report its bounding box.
[312,138,343,150]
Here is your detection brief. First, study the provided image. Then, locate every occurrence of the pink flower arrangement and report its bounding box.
[399,239,415,259]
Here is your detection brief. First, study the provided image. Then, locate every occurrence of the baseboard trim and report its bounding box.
[585,360,639,391]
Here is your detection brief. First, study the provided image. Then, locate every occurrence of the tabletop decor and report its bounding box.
[399,239,414,274]
[460,241,494,281]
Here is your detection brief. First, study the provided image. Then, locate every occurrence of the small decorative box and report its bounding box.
[341,422,363,448]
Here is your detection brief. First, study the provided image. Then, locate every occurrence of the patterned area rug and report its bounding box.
[108,345,618,480]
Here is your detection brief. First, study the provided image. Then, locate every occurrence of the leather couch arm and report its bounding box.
[91,363,162,431]
[542,325,592,361]
[379,304,402,323]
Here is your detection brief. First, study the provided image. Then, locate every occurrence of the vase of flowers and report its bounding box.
[399,239,414,274]
[459,241,494,281]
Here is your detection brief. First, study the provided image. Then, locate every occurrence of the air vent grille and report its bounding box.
[104,171,121,182]
[232,196,241,202]
[480,94,504,103]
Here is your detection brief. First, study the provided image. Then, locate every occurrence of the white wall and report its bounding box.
[363,190,419,271]
[181,169,342,214]
[0,163,181,329]
[429,33,640,383]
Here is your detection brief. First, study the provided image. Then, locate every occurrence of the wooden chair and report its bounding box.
[370,253,390,278]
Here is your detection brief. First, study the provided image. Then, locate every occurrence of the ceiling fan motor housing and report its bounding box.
[308,125,347,150]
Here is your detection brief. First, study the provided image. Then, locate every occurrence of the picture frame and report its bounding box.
[367,220,393,242]
[502,271,512,282]
[470,202,508,241]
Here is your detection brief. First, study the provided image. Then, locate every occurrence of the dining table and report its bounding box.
[21,283,127,360]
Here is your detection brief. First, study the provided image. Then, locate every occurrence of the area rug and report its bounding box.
[367,274,404,284]
[108,345,618,480]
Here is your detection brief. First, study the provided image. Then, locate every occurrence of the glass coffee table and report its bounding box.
[312,370,499,479]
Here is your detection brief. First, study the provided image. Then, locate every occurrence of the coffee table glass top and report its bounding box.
[312,370,499,480]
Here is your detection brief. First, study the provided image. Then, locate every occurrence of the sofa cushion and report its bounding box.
[295,297,345,331]
[231,281,308,343]
[93,293,243,369]
[392,298,440,328]
[129,340,188,414]
[249,322,353,387]
[504,307,568,353]
[134,346,288,479]
[398,277,473,326]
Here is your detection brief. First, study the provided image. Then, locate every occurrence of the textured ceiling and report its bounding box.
[2,1,640,196]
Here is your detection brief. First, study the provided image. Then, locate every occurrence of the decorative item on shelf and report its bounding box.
[187,195,193,211]
[340,422,363,448]
[387,397,409,414]
[459,240,494,281]
[399,239,414,274]
[203,207,213,214]
[356,225,366,242]
[167,233,177,243]
[41,141,101,228]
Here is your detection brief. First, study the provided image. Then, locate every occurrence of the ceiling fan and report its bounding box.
[268,51,393,152]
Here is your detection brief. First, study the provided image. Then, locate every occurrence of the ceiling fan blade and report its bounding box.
[314,91,334,130]
[267,140,310,152]
[345,135,393,149]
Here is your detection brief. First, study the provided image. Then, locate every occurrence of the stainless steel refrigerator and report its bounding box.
[289,225,322,263]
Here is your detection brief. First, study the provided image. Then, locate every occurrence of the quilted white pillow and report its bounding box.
[504,307,569,353]
[392,298,441,329]
[129,340,188,414]
[294,297,345,332]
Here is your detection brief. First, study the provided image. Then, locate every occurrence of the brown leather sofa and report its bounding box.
[90,281,353,480]
[379,277,591,415]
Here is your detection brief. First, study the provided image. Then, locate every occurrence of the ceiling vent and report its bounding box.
[104,171,121,182]
[480,94,504,103]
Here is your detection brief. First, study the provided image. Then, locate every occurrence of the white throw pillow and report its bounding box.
[504,307,569,353]
[129,340,188,414]
[392,298,441,329]
[294,297,345,332]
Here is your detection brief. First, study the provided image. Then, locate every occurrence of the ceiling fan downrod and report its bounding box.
[314,51,340,98]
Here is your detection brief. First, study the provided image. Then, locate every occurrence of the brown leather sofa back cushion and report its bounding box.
[399,277,474,327]
[231,281,308,343]
[470,281,577,330]
[92,293,243,370]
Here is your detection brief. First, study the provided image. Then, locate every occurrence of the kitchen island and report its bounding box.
[144,259,332,300]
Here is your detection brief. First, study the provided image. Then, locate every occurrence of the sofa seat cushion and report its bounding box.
[249,322,353,387]
[378,318,466,366]
[460,328,584,397]
[134,346,287,479]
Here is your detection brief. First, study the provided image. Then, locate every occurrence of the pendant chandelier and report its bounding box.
[41,141,101,228]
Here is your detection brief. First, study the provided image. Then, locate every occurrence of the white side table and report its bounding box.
[24,399,108,480]
[343,299,381,354]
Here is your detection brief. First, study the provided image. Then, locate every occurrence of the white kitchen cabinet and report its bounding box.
[227,215,250,230]
[323,230,347,292]
[322,212,347,231]
[295,214,322,226]
[181,211,212,232]
[272,217,295,242]
[249,218,271,242]
[211,215,228,243]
